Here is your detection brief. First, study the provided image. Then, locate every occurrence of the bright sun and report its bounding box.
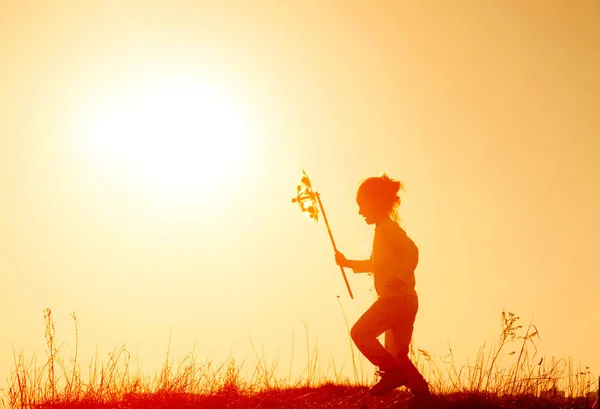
[78,75,251,205]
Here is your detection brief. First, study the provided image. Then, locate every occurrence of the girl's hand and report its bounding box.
[335,251,349,268]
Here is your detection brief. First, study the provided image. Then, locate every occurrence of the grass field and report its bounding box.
[2,309,597,409]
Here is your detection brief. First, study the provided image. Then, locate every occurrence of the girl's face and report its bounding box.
[356,193,386,225]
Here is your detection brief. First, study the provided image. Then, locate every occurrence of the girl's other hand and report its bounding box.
[335,251,349,268]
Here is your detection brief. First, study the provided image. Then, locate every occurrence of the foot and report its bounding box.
[368,368,408,396]
[407,391,434,409]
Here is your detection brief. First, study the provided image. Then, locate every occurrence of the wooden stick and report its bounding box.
[315,192,354,299]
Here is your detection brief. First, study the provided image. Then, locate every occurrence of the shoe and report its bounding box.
[407,391,434,409]
[368,368,409,396]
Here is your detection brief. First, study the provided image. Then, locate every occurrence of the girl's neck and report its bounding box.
[374,216,391,226]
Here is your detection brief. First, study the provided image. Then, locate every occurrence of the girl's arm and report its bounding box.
[335,252,373,273]
[348,258,373,273]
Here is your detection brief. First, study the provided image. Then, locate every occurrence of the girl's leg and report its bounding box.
[351,297,411,372]
[384,296,429,394]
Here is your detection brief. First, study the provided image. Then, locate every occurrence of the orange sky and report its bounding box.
[1,1,599,389]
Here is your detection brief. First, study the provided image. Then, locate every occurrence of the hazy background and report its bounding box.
[1,0,599,389]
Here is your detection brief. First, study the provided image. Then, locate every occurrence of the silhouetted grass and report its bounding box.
[1,308,598,409]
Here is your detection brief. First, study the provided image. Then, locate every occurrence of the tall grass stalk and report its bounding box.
[336,296,366,386]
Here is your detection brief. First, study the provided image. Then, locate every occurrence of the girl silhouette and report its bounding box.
[335,173,431,404]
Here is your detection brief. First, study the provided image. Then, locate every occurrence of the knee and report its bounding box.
[350,323,364,344]
[350,324,360,343]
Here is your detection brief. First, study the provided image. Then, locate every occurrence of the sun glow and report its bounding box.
[78,76,252,204]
